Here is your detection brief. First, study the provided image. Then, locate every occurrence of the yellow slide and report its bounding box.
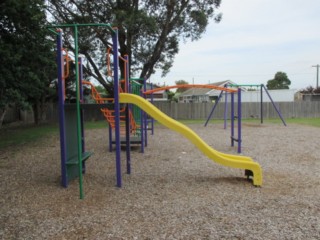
[120,93,262,186]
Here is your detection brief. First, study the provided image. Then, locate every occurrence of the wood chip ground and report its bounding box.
[0,123,319,239]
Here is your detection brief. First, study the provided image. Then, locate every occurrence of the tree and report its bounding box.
[266,72,291,90]
[300,86,320,94]
[166,91,175,102]
[0,0,56,127]
[175,79,189,93]
[47,0,222,95]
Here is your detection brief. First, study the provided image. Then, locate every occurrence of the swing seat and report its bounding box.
[230,136,241,142]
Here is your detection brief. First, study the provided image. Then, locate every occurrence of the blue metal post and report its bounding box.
[140,90,145,153]
[57,30,67,187]
[112,29,122,187]
[260,84,263,124]
[224,91,228,129]
[237,88,242,153]
[150,83,154,135]
[78,57,86,173]
[230,92,234,147]
[124,55,131,174]
[204,90,224,127]
[108,123,112,152]
[143,78,148,147]
[262,84,287,126]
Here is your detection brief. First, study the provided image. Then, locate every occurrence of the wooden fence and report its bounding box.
[152,101,320,120]
[3,101,320,124]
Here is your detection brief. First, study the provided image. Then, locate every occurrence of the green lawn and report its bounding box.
[253,118,320,127]
[185,118,320,127]
[0,117,319,149]
[0,124,59,149]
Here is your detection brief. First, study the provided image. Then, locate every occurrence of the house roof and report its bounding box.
[180,88,211,96]
[209,80,232,86]
[179,80,236,96]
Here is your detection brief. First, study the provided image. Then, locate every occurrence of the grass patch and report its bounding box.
[1,117,318,149]
[282,118,320,127]
[0,124,58,149]
[242,117,320,127]
[173,118,320,128]
[84,121,109,129]
[0,121,109,149]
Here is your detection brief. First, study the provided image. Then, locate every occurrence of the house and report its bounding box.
[144,82,168,101]
[295,92,320,101]
[240,89,297,102]
[178,80,238,103]
[178,80,296,103]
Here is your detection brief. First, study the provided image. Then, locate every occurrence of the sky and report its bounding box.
[151,0,320,91]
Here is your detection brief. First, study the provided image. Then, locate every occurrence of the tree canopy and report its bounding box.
[47,0,222,94]
[0,0,56,126]
[299,86,320,94]
[175,79,189,93]
[266,72,291,90]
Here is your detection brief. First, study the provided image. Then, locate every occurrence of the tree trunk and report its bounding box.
[40,96,48,122]
[33,96,49,125]
[33,102,40,125]
[0,106,8,129]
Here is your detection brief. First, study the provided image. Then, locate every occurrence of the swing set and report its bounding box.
[48,23,263,199]
[227,84,286,126]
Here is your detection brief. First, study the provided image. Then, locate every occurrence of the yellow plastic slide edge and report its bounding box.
[119,93,262,186]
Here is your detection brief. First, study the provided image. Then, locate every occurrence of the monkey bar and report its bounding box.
[143,84,237,95]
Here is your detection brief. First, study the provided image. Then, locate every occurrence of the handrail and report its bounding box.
[143,84,237,95]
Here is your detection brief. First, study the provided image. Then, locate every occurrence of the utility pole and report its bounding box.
[312,64,319,88]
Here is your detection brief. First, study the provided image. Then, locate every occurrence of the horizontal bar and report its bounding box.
[143,84,237,94]
[47,23,115,33]
[228,84,262,87]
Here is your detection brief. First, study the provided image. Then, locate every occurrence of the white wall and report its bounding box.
[217,89,297,103]
[242,89,296,102]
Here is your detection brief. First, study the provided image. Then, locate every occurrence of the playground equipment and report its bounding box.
[49,23,127,199]
[202,85,243,153]
[144,85,243,153]
[204,84,286,153]
[205,84,286,127]
[82,80,139,134]
[50,23,262,199]
[229,84,286,126]
[106,49,145,152]
[120,93,262,186]
[82,81,144,152]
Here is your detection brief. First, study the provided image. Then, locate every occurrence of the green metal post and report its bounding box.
[47,23,118,199]
[74,26,84,199]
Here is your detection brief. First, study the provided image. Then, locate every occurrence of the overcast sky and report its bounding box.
[151,0,320,90]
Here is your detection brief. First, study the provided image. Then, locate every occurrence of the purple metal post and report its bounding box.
[78,57,86,172]
[260,84,263,124]
[79,57,84,101]
[204,90,224,127]
[224,91,228,129]
[150,83,154,135]
[124,55,131,174]
[112,29,122,187]
[143,78,148,147]
[262,84,287,126]
[108,123,112,152]
[57,30,68,187]
[230,92,235,147]
[140,90,145,153]
[237,88,242,153]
